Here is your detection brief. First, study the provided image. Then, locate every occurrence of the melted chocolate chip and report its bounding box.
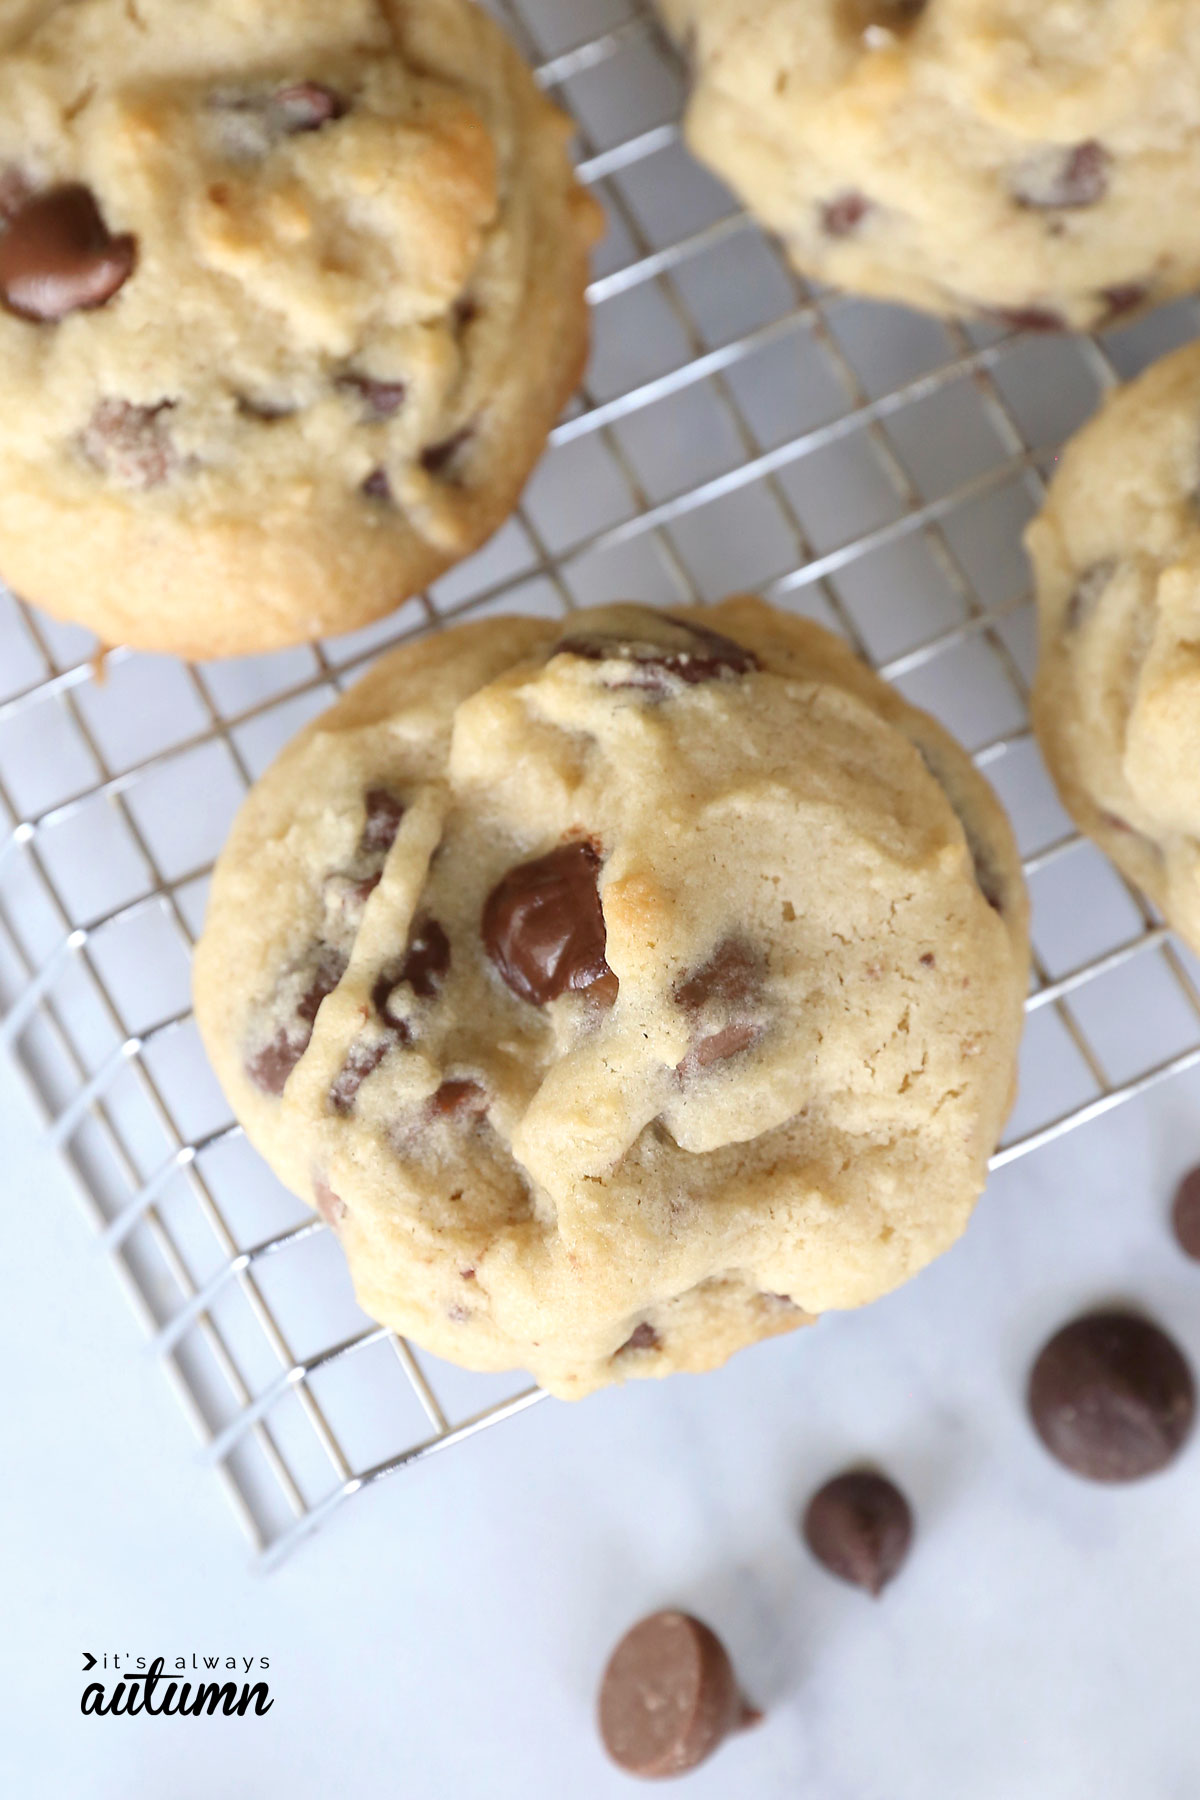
[598,1612,759,1779]
[803,1471,914,1596]
[558,611,759,691]
[483,841,617,1006]
[428,1078,488,1119]
[1013,140,1110,210]
[616,1321,661,1355]
[1172,1167,1200,1261]
[1064,560,1116,632]
[339,373,407,421]
[246,946,348,1094]
[986,304,1067,333]
[360,789,405,858]
[850,0,927,29]
[1100,283,1148,324]
[361,467,392,502]
[821,192,871,238]
[0,184,136,322]
[372,918,451,1030]
[273,82,347,133]
[675,939,765,1073]
[329,1038,391,1114]
[81,399,177,490]
[1028,1311,1195,1482]
[420,423,474,479]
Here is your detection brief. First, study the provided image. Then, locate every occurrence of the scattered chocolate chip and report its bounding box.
[329,1038,391,1114]
[986,304,1067,333]
[803,1470,913,1596]
[1063,559,1116,632]
[617,1321,661,1355]
[821,191,871,238]
[80,399,178,490]
[360,789,405,858]
[483,841,617,1006]
[272,82,347,133]
[428,1078,488,1119]
[1099,283,1148,323]
[598,1612,758,1779]
[675,939,765,1074]
[1012,140,1110,210]
[0,183,136,321]
[313,1175,347,1227]
[246,945,348,1094]
[339,373,407,422]
[1172,1168,1200,1261]
[1028,1311,1195,1482]
[420,423,474,479]
[361,466,393,502]
[558,610,759,691]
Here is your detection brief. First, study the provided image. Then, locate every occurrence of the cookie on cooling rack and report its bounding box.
[193,597,1030,1399]
[1028,342,1200,955]
[0,0,600,659]
[659,0,1199,331]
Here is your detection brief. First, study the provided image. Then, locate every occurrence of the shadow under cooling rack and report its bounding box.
[5,0,1200,1564]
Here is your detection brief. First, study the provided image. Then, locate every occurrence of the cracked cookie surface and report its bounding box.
[194,596,1029,1398]
[1029,342,1200,953]
[660,0,1200,330]
[0,0,600,655]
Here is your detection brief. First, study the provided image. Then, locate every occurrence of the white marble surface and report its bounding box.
[5,1045,1200,1799]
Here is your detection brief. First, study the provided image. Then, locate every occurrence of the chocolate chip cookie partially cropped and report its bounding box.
[194,598,1029,1398]
[660,0,1200,331]
[0,0,600,658]
[1028,343,1200,954]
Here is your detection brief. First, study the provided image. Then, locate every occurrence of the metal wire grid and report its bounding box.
[3,0,1200,1566]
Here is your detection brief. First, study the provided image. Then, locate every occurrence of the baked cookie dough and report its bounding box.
[0,0,600,657]
[1029,342,1200,953]
[660,0,1200,331]
[194,597,1030,1399]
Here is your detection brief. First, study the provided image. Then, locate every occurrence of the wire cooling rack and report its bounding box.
[5,0,1200,1568]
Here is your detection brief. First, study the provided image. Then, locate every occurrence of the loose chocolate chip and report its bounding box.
[483,841,617,1006]
[803,1470,914,1596]
[675,939,765,1073]
[420,423,474,479]
[616,1321,661,1355]
[361,466,393,502]
[339,374,407,422]
[329,1038,391,1114]
[598,1612,759,1779]
[1172,1168,1200,1261]
[360,789,405,858]
[81,399,177,490]
[1063,560,1116,632]
[246,946,348,1094]
[1013,140,1110,210]
[986,304,1067,333]
[313,1175,347,1227]
[1100,283,1148,324]
[558,610,759,691]
[273,82,347,133]
[0,184,136,321]
[428,1078,488,1119]
[1028,1311,1195,1482]
[821,191,871,238]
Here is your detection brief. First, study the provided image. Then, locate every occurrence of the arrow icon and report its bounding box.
[82,1652,96,1672]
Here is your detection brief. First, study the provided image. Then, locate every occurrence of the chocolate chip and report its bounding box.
[821,191,871,237]
[1064,560,1116,632]
[675,939,765,1073]
[329,1038,390,1114]
[0,184,136,321]
[1028,1311,1195,1482]
[598,1612,759,1779]
[986,304,1067,333]
[803,1470,913,1596]
[272,82,347,133]
[428,1078,487,1119]
[420,423,474,479]
[397,918,450,1000]
[1013,140,1110,210]
[1172,1168,1200,1261]
[360,789,405,858]
[919,951,935,967]
[558,610,759,691]
[313,1175,347,1227]
[1100,283,1148,323]
[850,0,927,29]
[246,945,348,1094]
[81,399,177,489]
[483,841,617,1006]
[237,393,296,422]
[339,374,407,422]
[453,295,479,329]
[914,742,1005,913]
[616,1321,660,1355]
[361,467,393,502]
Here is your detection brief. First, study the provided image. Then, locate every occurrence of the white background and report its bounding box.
[6,1045,1200,1799]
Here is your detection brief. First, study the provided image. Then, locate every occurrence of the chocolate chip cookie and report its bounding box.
[660,0,1199,330]
[0,0,600,656]
[1028,342,1200,953]
[193,597,1029,1398]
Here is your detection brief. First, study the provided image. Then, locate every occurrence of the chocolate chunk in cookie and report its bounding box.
[0,184,135,321]
[558,609,759,690]
[483,841,617,1006]
[1012,141,1110,210]
[247,945,348,1093]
